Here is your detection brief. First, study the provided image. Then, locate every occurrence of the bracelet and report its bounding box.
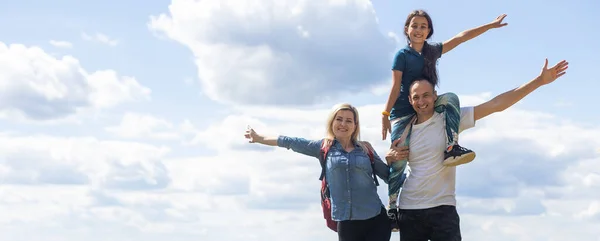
[381,111,390,116]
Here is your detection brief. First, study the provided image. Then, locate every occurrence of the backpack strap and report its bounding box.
[318,139,333,181]
[361,141,379,186]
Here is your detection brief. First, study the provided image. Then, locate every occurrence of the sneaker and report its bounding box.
[387,208,400,232]
[442,144,476,166]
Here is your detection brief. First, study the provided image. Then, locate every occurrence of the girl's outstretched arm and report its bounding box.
[442,14,508,54]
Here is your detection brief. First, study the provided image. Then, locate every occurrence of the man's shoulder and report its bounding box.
[460,106,474,114]
[459,106,476,132]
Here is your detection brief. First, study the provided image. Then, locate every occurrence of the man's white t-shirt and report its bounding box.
[398,107,476,210]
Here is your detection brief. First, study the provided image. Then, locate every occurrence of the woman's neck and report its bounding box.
[336,137,354,150]
[409,42,424,53]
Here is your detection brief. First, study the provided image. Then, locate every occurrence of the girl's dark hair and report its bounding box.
[403,10,440,87]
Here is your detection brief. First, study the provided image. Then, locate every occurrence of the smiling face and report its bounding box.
[331,109,356,140]
[405,16,431,44]
[403,10,434,45]
[325,104,362,143]
[409,79,437,118]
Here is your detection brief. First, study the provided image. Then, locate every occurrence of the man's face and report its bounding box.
[409,80,437,116]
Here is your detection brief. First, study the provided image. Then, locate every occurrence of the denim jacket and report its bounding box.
[277,136,390,221]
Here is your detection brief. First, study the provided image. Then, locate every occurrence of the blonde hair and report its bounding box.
[324,103,370,154]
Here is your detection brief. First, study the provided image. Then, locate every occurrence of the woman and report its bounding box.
[244,103,407,241]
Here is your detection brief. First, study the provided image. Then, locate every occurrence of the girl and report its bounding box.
[245,103,406,241]
[381,10,508,231]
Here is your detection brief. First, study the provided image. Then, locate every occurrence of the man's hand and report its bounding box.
[538,59,569,85]
[385,139,409,165]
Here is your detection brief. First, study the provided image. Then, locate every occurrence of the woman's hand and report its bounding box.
[244,126,264,144]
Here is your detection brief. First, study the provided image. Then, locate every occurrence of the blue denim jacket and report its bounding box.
[277,136,390,221]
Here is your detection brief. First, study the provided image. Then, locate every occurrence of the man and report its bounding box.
[387,59,569,241]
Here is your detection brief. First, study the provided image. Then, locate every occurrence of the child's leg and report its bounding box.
[435,92,476,166]
[386,112,414,232]
[388,113,414,209]
[434,92,460,149]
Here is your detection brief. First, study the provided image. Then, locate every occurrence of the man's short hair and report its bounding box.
[409,77,435,93]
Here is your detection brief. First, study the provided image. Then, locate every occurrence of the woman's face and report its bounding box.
[331,110,356,139]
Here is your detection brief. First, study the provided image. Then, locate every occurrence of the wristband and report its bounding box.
[381,111,390,116]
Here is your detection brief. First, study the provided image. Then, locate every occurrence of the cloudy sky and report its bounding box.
[1,0,599,240]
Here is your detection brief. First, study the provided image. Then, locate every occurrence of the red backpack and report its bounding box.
[318,139,379,232]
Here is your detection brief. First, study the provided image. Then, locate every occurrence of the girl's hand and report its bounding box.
[489,14,508,29]
[381,115,391,140]
[244,126,263,143]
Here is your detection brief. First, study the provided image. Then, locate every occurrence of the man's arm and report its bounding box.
[473,77,541,121]
[474,59,569,121]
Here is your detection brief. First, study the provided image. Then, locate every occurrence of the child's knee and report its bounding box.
[441,92,458,100]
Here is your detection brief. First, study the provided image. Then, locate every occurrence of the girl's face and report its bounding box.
[331,110,356,140]
[405,16,430,44]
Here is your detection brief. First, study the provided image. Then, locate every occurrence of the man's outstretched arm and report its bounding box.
[474,59,569,121]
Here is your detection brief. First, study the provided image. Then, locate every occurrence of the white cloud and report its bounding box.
[49,40,73,48]
[105,113,187,140]
[1,0,596,240]
[459,213,599,241]
[453,107,600,199]
[1,92,598,240]
[0,42,150,122]
[458,190,547,216]
[180,94,600,240]
[0,129,336,240]
[149,0,396,106]
[81,32,119,46]
[370,82,392,96]
[87,70,151,108]
[0,133,170,188]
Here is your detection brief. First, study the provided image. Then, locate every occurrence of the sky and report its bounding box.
[0,0,599,240]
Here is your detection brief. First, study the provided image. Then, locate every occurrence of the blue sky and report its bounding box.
[0,0,599,240]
